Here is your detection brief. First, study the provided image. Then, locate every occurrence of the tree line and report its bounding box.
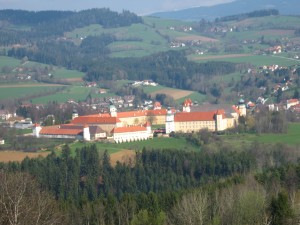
[1,139,300,224]
[215,9,280,22]
[0,9,142,46]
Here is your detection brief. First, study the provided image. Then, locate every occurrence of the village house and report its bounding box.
[289,104,300,113]
[286,99,299,109]
[0,139,4,145]
[0,110,15,120]
[111,122,152,143]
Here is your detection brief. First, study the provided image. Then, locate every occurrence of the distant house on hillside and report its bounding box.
[286,99,299,109]
[0,110,15,120]
[0,139,4,145]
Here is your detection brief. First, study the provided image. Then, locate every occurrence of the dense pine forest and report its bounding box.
[1,140,300,225]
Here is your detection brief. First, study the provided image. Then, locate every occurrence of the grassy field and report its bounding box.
[177,91,207,104]
[53,68,85,79]
[253,123,300,145]
[66,23,170,57]
[225,29,294,42]
[226,16,300,30]
[222,123,300,146]
[31,86,91,104]
[190,54,300,67]
[64,18,211,57]
[0,56,21,72]
[143,17,193,29]
[0,86,61,100]
[70,136,199,154]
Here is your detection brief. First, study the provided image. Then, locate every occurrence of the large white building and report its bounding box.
[165,99,245,134]
[111,122,152,143]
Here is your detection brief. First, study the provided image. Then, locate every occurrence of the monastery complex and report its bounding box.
[32,99,246,143]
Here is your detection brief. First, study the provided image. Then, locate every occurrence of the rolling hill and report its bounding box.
[150,0,300,21]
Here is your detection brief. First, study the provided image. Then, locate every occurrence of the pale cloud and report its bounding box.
[0,0,235,14]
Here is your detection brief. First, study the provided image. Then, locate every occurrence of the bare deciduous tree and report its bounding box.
[0,171,64,225]
[168,191,208,225]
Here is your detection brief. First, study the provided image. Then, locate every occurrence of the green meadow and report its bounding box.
[0,56,21,71]
[53,68,85,79]
[65,19,198,57]
[191,54,300,67]
[142,85,166,94]
[69,136,199,155]
[253,123,300,145]
[0,86,60,100]
[222,123,300,146]
[143,17,193,29]
[31,86,91,104]
[226,16,300,29]
[177,92,207,104]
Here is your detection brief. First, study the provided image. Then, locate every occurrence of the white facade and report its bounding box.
[83,126,91,141]
[33,124,42,138]
[39,134,81,140]
[113,130,150,143]
[112,124,152,143]
[165,109,175,134]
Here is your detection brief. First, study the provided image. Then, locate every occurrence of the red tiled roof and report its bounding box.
[183,98,193,106]
[81,109,167,118]
[40,126,82,135]
[232,105,240,114]
[287,99,299,104]
[154,102,161,107]
[117,109,167,118]
[174,110,221,122]
[111,126,147,133]
[71,116,120,124]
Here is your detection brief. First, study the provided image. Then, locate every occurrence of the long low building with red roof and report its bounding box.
[33,123,106,141]
[111,122,152,143]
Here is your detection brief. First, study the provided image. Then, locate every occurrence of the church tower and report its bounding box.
[72,109,78,120]
[33,124,42,138]
[83,124,90,141]
[165,108,175,134]
[109,105,117,117]
[238,99,246,117]
[182,98,192,112]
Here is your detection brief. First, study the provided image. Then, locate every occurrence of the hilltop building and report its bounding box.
[286,99,299,109]
[32,105,161,143]
[32,99,246,141]
[111,122,152,143]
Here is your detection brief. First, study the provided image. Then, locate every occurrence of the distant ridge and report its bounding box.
[150,0,300,21]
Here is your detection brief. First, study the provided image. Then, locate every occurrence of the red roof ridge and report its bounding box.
[111,126,147,133]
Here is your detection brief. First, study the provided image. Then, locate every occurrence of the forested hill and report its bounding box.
[150,0,300,21]
[0,9,142,35]
[215,9,279,22]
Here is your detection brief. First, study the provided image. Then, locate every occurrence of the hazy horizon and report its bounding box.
[0,0,235,15]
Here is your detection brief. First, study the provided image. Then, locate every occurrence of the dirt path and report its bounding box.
[110,150,136,166]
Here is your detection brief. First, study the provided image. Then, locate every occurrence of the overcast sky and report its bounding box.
[0,0,235,15]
